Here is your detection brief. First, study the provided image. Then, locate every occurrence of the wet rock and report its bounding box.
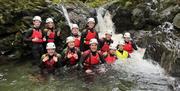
[135,22,180,76]
[173,13,180,29]
[112,8,134,33]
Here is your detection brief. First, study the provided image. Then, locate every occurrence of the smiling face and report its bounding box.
[71,28,79,36]
[33,20,41,28]
[47,48,55,56]
[87,22,95,29]
[124,37,131,42]
[90,43,98,52]
[67,41,75,48]
[105,34,112,40]
[118,44,124,51]
[46,22,54,29]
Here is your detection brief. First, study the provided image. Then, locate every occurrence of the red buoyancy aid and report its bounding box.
[66,49,78,65]
[44,58,56,69]
[31,29,43,43]
[74,37,80,48]
[123,41,133,53]
[101,42,110,52]
[47,31,55,42]
[69,56,77,65]
[105,54,117,64]
[85,51,100,65]
[85,30,97,45]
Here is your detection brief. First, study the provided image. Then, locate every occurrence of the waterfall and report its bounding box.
[96,8,123,45]
[61,5,72,29]
[96,7,176,90]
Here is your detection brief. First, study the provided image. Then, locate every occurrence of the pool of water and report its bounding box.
[0,57,174,91]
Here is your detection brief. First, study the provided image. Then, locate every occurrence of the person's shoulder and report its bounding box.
[41,53,48,58]
[62,47,68,52]
[81,29,88,34]
[25,28,33,33]
[123,50,129,54]
[56,53,61,57]
[43,28,49,32]
[83,50,91,56]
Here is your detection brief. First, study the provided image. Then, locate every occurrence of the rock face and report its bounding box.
[134,22,180,76]
[106,0,180,76]
[107,0,180,33]
[173,13,180,29]
[0,0,90,59]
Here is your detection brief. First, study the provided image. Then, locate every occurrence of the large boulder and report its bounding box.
[135,22,180,76]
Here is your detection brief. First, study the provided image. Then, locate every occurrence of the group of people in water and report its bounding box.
[24,16,138,75]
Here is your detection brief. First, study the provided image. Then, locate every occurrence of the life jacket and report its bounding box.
[85,30,97,45]
[31,29,43,43]
[116,50,128,60]
[44,56,56,70]
[74,36,80,48]
[47,31,55,42]
[101,39,113,52]
[123,41,133,53]
[66,48,78,65]
[105,54,117,64]
[84,50,100,65]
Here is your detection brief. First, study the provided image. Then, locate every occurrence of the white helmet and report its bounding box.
[118,40,125,45]
[33,16,42,22]
[46,42,56,49]
[46,18,53,23]
[71,24,79,29]
[87,18,95,23]
[124,32,131,38]
[109,44,116,50]
[105,31,112,35]
[66,36,75,43]
[89,38,98,45]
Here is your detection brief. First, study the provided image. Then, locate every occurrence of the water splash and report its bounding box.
[96,7,176,90]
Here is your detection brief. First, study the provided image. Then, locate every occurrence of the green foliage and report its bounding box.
[52,0,61,4]
[86,0,111,7]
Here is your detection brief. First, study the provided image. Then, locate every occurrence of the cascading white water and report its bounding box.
[96,7,176,90]
[96,8,123,45]
[61,5,72,29]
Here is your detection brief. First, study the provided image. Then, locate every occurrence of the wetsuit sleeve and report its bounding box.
[79,52,88,66]
[77,49,81,62]
[43,29,48,40]
[131,40,138,50]
[98,53,106,64]
[80,30,86,51]
[98,38,104,48]
[55,53,62,68]
[23,29,33,42]
[96,31,100,42]
[60,49,67,66]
